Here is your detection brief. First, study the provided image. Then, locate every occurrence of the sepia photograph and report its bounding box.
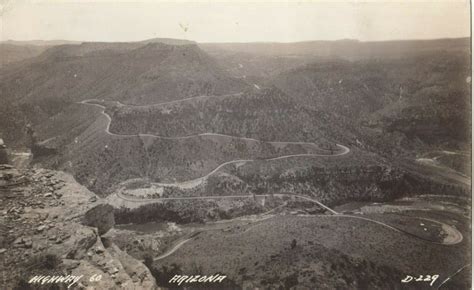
[0,0,471,289]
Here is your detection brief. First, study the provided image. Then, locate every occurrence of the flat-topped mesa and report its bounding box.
[139,37,196,46]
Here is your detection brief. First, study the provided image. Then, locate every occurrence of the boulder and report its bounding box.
[82,204,115,235]
[36,225,47,232]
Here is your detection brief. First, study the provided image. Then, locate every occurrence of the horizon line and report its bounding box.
[1,35,470,46]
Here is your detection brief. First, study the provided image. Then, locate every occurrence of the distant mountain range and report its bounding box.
[0,40,247,108]
[0,36,470,194]
[0,38,195,67]
[0,39,248,150]
[2,37,469,68]
[272,52,470,153]
[201,37,469,59]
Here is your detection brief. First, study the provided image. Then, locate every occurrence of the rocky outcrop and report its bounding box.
[67,237,157,289]
[83,204,115,235]
[107,242,157,289]
[0,166,157,289]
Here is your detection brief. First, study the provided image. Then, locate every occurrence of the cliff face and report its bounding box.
[0,165,157,289]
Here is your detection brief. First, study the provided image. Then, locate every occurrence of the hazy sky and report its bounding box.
[1,0,470,43]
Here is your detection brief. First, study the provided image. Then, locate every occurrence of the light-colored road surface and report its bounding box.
[116,192,339,215]
[416,217,463,245]
[151,144,349,189]
[112,92,243,107]
[148,197,463,263]
[153,237,196,261]
[79,99,345,149]
[115,190,462,245]
[79,99,350,188]
[81,97,462,266]
[416,157,470,186]
[322,214,463,245]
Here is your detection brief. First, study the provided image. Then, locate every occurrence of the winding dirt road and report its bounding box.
[79,99,350,189]
[153,236,197,261]
[149,200,464,263]
[79,97,462,265]
[79,99,345,149]
[115,190,462,246]
[116,192,339,214]
[322,214,463,245]
[115,92,243,107]
[150,143,348,189]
